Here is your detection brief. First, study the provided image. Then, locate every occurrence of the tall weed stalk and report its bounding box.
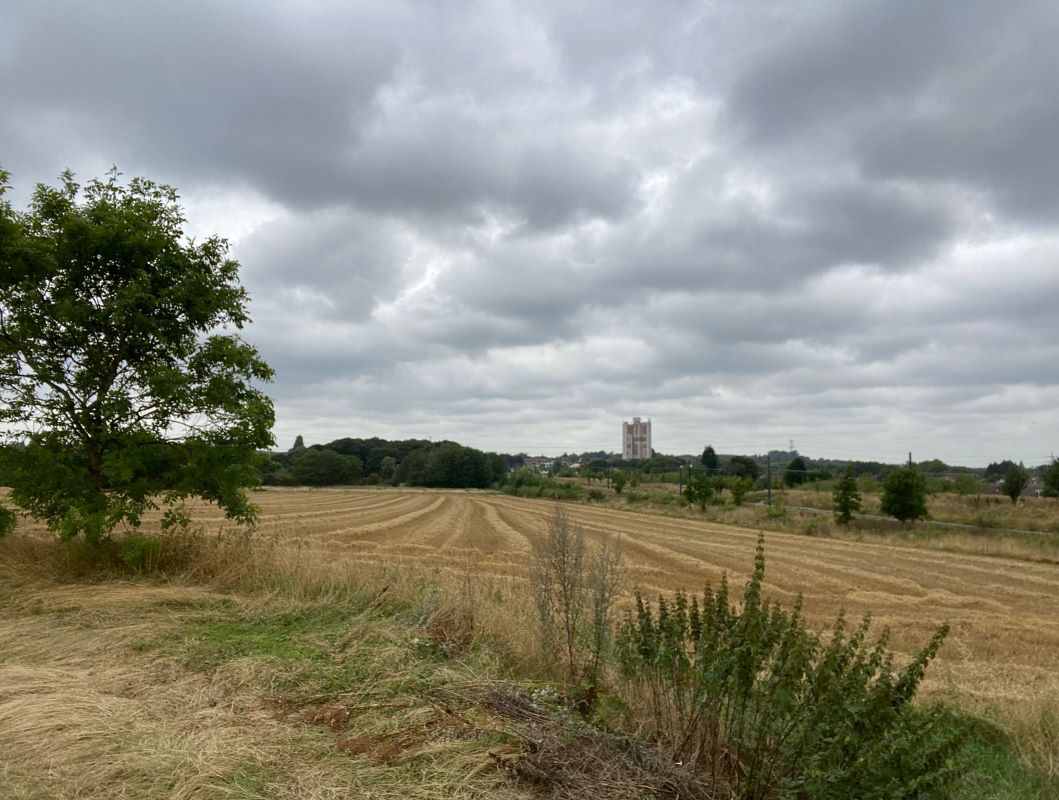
[531,503,623,695]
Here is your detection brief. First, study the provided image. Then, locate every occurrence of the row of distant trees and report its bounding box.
[556,444,1059,496]
[254,434,1059,502]
[259,436,509,489]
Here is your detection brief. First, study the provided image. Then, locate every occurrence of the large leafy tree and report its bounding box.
[783,455,809,487]
[700,444,719,471]
[880,466,928,523]
[290,449,362,486]
[0,169,274,543]
[726,454,759,480]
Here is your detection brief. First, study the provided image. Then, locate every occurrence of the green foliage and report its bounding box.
[1003,464,1030,505]
[857,474,881,494]
[639,454,685,474]
[615,537,960,798]
[1044,458,1059,499]
[684,472,714,510]
[290,448,362,486]
[881,467,929,523]
[832,467,862,524]
[503,468,585,500]
[391,441,505,489]
[701,445,719,471]
[951,474,984,495]
[728,476,752,506]
[783,456,809,487]
[0,504,16,538]
[612,470,628,494]
[985,460,1018,481]
[0,170,274,544]
[726,454,760,480]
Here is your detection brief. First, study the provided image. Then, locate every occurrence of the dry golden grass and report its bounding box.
[0,568,537,799]
[3,487,1058,797]
[11,486,1046,710]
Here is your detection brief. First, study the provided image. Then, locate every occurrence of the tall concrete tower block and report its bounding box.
[622,417,652,460]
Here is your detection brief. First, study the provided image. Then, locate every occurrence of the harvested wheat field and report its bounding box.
[185,487,1059,711]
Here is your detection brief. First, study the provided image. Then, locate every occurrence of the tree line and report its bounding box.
[259,436,510,489]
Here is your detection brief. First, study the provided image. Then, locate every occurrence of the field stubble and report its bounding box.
[156,487,1059,709]
[2,487,1058,796]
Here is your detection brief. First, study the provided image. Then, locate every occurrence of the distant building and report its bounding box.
[622,417,652,461]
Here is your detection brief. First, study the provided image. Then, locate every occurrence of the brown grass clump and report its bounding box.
[458,683,702,800]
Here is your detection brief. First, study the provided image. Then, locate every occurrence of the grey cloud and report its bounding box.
[238,209,411,320]
[729,1,1003,142]
[3,0,1058,463]
[2,0,642,229]
[728,0,1059,221]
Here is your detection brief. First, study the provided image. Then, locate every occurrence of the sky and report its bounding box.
[2,0,1058,466]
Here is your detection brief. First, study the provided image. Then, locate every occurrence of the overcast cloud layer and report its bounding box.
[3,0,1058,465]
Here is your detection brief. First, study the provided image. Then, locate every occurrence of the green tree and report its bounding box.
[612,469,628,494]
[726,454,759,480]
[684,472,713,510]
[728,476,752,506]
[984,459,1017,481]
[0,170,274,543]
[395,448,429,485]
[832,468,862,524]
[783,455,809,487]
[290,448,361,486]
[379,455,397,483]
[1002,464,1030,505]
[1043,458,1059,499]
[700,444,719,471]
[880,467,928,523]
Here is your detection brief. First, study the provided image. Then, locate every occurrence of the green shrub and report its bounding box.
[615,536,961,799]
[502,469,585,500]
[0,505,15,537]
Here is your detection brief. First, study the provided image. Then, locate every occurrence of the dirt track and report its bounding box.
[222,488,1059,706]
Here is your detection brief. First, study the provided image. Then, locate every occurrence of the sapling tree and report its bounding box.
[1003,464,1030,504]
[684,472,713,510]
[0,169,274,543]
[832,467,862,524]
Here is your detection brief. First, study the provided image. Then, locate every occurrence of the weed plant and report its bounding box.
[615,536,962,799]
[530,503,624,700]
